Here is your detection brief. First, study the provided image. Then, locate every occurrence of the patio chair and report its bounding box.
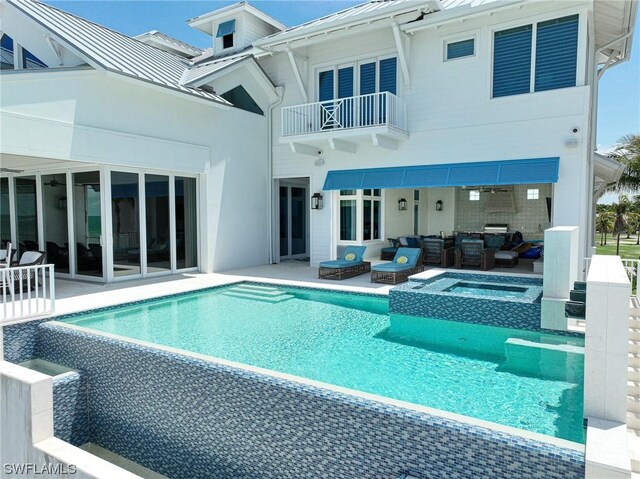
[454,239,495,271]
[9,251,47,291]
[422,238,454,268]
[319,246,370,280]
[371,247,424,285]
[380,238,400,260]
[0,242,15,268]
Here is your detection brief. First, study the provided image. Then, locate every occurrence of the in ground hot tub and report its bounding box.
[391,272,544,330]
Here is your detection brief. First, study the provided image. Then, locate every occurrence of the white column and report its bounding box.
[583,255,631,422]
[541,226,579,330]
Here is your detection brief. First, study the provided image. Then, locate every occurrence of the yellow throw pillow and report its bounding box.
[345,253,356,261]
[397,256,408,264]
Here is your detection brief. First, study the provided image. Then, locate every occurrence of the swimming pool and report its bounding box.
[62,282,584,443]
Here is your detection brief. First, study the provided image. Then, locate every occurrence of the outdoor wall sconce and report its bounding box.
[398,198,408,211]
[57,196,67,210]
[436,200,443,211]
[311,192,323,210]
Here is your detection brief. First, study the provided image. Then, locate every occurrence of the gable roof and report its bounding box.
[181,52,255,86]
[188,1,287,34]
[6,0,230,106]
[134,30,203,58]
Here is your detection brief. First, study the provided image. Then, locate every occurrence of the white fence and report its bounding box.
[282,91,407,137]
[1,264,55,321]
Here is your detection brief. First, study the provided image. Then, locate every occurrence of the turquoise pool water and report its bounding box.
[63,283,585,443]
[444,282,529,298]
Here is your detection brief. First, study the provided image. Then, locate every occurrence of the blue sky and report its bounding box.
[49,1,638,199]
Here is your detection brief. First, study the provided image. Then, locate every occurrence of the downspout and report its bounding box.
[268,86,286,264]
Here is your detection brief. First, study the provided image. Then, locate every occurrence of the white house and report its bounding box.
[0,0,636,281]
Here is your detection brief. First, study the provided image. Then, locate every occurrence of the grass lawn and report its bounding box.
[596,235,640,259]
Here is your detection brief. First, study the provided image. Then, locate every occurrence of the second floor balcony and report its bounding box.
[281,91,408,154]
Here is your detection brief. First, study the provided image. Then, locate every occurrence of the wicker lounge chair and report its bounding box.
[422,238,454,267]
[371,247,424,284]
[0,242,16,268]
[319,246,370,280]
[454,239,495,271]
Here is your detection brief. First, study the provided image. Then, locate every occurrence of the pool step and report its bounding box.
[629,396,640,413]
[222,290,294,303]
[230,285,290,297]
[631,365,640,382]
[629,380,640,396]
[630,430,640,473]
[631,340,640,354]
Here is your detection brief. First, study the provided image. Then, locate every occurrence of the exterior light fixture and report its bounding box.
[398,198,408,211]
[436,200,443,211]
[311,193,323,210]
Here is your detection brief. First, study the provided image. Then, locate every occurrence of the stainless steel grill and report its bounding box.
[484,223,509,234]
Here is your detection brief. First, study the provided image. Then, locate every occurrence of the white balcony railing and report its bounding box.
[584,256,639,300]
[282,91,407,137]
[1,264,55,321]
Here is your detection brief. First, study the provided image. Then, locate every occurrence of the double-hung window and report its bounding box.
[492,14,579,98]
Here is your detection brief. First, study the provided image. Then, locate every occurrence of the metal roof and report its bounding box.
[7,0,229,105]
[182,52,254,86]
[254,0,433,47]
[134,30,203,58]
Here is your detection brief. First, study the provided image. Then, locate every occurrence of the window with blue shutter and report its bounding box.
[446,38,475,60]
[216,20,236,37]
[338,67,354,127]
[379,57,397,94]
[318,69,334,102]
[360,62,376,126]
[493,25,532,97]
[535,15,579,92]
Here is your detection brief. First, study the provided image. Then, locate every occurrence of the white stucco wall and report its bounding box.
[0,69,270,273]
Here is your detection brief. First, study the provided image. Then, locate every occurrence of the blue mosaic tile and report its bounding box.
[52,371,89,447]
[36,322,585,479]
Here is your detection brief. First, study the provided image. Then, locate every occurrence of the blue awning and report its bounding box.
[216,20,236,38]
[322,157,559,191]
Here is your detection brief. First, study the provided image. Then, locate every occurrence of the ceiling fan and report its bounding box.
[461,185,512,194]
[43,175,66,187]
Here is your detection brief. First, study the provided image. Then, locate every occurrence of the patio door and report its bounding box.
[279,183,308,260]
[72,171,105,280]
[109,171,142,279]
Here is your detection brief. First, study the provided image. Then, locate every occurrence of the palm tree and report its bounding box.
[596,211,614,246]
[612,195,631,255]
[627,212,640,243]
[610,134,640,192]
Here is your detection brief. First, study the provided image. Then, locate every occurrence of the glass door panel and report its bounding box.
[15,176,38,256]
[279,186,288,257]
[111,171,140,277]
[175,177,197,269]
[0,178,11,249]
[145,174,170,273]
[290,187,306,256]
[72,171,102,277]
[42,174,69,273]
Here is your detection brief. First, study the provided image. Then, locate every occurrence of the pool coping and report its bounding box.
[43,316,585,453]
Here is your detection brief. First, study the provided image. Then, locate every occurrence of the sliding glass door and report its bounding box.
[175,176,197,270]
[15,176,38,256]
[145,174,170,273]
[72,171,103,278]
[110,171,141,278]
[41,174,70,273]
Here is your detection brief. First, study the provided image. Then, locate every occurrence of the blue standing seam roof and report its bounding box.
[322,157,560,190]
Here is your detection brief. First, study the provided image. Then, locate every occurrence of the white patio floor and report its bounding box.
[3,258,540,324]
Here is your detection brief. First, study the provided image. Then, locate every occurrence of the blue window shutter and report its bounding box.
[360,62,376,95]
[338,67,353,98]
[535,15,579,92]
[447,39,475,60]
[216,20,236,38]
[379,57,397,94]
[318,70,334,101]
[493,25,532,97]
